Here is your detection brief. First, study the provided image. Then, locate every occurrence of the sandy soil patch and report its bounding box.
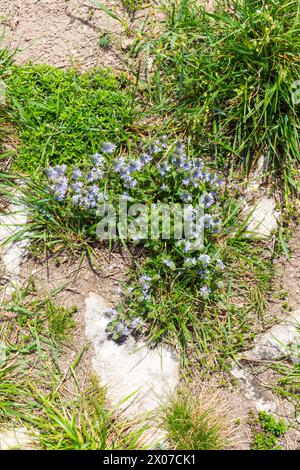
[0,0,161,70]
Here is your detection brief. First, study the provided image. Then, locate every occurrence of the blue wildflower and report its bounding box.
[181,192,192,203]
[131,318,143,329]
[164,258,173,268]
[102,142,117,154]
[216,259,225,270]
[91,153,104,167]
[87,168,103,182]
[200,286,211,299]
[71,181,84,193]
[158,162,171,176]
[105,308,117,318]
[72,168,82,180]
[198,254,211,267]
[200,193,215,208]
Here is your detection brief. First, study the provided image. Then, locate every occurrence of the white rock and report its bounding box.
[231,364,277,412]
[246,155,266,192]
[84,293,179,417]
[0,428,37,450]
[245,196,279,239]
[0,202,28,280]
[121,38,134,51]
[242,309,300,362]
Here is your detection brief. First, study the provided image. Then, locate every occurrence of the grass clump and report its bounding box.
[272,340,300,414]
[0,46,14,154]
[7,64,134,172]
[148,0,300,185]
[251,411,287,450]
[122,0,143,16]
[30,381,146,450]
[0,285,146,450]
[162,382,234,449]
[45,301,77,343]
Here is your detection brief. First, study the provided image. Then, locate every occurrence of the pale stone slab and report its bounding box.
[84,293,179,417]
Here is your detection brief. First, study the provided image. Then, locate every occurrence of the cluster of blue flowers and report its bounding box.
[46,142,116,209]
[104,306,143,341]
[45,139,226,340]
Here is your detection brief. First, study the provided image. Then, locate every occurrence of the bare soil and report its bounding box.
[0,0,161,70]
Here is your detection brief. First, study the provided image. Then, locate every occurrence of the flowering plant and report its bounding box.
[46,139,225,341]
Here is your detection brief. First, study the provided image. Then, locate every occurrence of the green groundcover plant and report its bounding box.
[251,411,287,450]
[0,47,14,152]
[7,64,134,171]
[148,0,300,185]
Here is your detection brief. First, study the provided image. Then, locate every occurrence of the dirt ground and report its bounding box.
[0,0,161,70]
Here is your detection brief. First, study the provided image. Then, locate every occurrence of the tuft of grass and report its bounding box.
[0,284,147,450]
[146,0,300,187]
[272,339,300,415]
[29,381,147,450]
[0,45,14,156]
[98,32,112,49]
[7,64,134,172]
[122,0,144,17]
[162,382,235,449]
[45,301,77,343]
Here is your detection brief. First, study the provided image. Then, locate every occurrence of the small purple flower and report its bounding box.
[140,152,152,164]
[46,164,67,180]
[131,318,143,329]
[102,142,117,154]
[200,193,215,208]
[114,157,126,172]
[91,153,104,167]
[182,177,191,186]
[123,176,137,189]
[181,192,192,203]
[121,192,130,201]
[200,286,211,298]
[148,141,161,154]
[216,259,225,270]
[129,159,143,172]
[164,258,173,268]
[192,168,204,180]
[105,308,117,318]
[158,162,171,176]
[72,194,81,205]
[71,181,84,193]
[51,176,69,201]
[140,275,152,283]
[182,240,192,253]
[72,168,82,180]
[87,168,103,182]
[198,254,211,267]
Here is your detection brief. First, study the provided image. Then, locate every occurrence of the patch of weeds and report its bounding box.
[146,0,300,187]
[98,32,112,49]
[0,286,147,449]
[30,379,146,450]
[0,45,14,154]
[45,301,77,343]
[162,382,234,449]
[122,0,143,17]
[272,343,300,414]
[1,145,275,369]
[0,362,31,423]
[7,64,134,172]
[251,411,287,450]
